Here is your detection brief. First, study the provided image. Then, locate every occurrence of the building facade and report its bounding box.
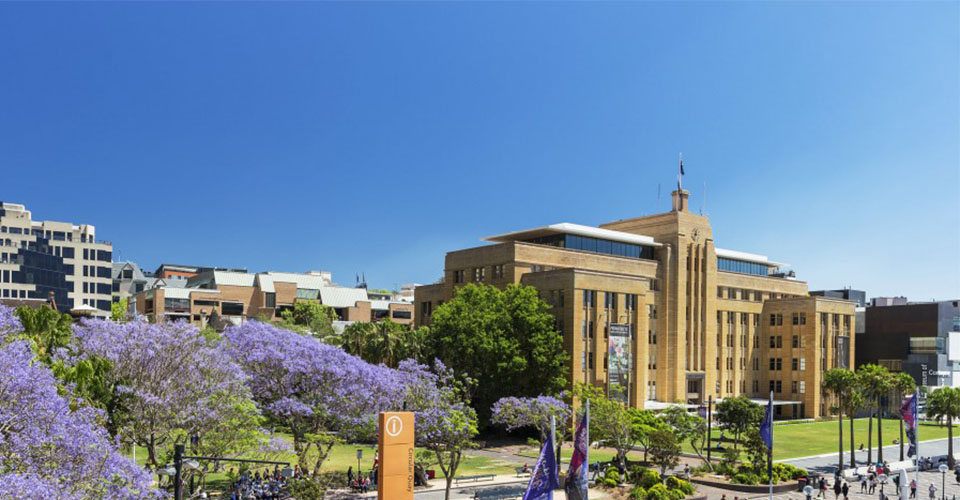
[133,269,415,327]
[0,202,113,317]
[858,300,960,388]
[415,190,856,418]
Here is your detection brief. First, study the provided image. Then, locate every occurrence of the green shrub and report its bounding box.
[289,479,324,500]
[605,468,621,483]
[646,483,670,500]
[630,486,647,499]
[731,473,760,485]
[602,477,619,488]
[667,487,686,500]
[639,469,662,489]
[628,465,649,483]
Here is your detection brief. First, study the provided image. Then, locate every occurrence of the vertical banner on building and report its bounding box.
[378,412,415,500]
[608,324,631,403]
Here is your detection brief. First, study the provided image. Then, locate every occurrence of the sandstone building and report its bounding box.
[415,189,855,418]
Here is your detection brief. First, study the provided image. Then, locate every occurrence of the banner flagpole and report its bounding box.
[551,414,556,500]
[586,399,590,499]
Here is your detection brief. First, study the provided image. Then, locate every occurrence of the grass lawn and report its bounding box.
[125,436,516,493]
[679,418,953,461]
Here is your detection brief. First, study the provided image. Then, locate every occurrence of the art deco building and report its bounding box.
[415,189,855,418]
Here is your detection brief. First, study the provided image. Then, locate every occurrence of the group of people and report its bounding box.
[347,465,377,493]
[228,467,296,500]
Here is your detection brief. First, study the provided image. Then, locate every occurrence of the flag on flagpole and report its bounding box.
[900,392,918,457]
[566,402,589,500]
[759,391,774,500]
[523,421,559,500]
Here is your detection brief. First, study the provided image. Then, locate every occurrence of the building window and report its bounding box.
[791,381,798,393]
[800,312,807,325]
[792,358,798,370]
[264,292,276,308]
[626,294,637,310]
[776,335,783,348]
[492,264,504,279]
[770,313,776,326]
[776,313,783,326]
[605,292,616,309]
[799,381,806,393]
[392,310,412,319]
[473,267,485,282]
[583,290,596,308]
[453,270,464,283]
[800,358,806,371]
[792,335,799,348]
[792,312,799,325]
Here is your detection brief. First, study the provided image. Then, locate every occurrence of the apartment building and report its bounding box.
[133,269,414,327]
[415,189,855,418]
[0,202,113,316]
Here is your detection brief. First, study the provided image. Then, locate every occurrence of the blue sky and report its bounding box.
[0,2,957,300]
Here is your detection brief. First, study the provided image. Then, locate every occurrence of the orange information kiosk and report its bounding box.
[377,411,415,500]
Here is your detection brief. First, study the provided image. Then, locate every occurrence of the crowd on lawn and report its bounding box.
[228,466,300,500]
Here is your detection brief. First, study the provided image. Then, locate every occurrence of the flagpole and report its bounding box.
[769,391,774,500]
[915,387,920,487]
[585,399,590,499]
[551,414,556,500]
[678,153,683,191]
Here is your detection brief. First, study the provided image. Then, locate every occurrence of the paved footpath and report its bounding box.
[720,470,960,500]
[783,438,960,475]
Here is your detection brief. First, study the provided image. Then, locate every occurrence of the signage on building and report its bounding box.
[608,324,631,403]
[378,412,415,500]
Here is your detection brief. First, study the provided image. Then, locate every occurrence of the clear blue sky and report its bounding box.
[1,2,957,300]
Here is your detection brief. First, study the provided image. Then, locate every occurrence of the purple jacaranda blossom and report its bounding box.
[223,321,407,476]
[491,394,571,444]
[0,304,160,500]
[71,318,251,468]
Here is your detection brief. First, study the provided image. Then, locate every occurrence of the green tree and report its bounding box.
[14,305,73,363]
[279,301,337,338]
[631,408,668,463]
[336,321,374,358]
[427,283,568,425]
[110,299,128,322]
[647,430,681,475]
[575,384,637,469]
[660,405,710,469]
[926,387,960,468]
[858,364,893,463]
[714,396,763,450]
[823,368,858,472]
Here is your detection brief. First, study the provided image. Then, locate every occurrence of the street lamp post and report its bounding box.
[804,484,815,500]
[940,464,949,500]
[879,473,889,499]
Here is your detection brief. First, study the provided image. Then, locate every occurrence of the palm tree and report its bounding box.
[844,391,867,468]
[858,364,893,463]
[338,322,375,359]
[892,372,917,461]
[372,320,403,367]
[926,387,960,468]
[824,368,858,473]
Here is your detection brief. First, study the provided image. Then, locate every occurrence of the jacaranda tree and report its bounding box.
[0,305,159,500]
[70,318,253,468]
[400,359,478,500]
[491,394,571,466]
[223,321,406,477]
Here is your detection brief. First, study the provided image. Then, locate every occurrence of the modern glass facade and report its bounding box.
[523,233,655,260]
[718,257,770,277]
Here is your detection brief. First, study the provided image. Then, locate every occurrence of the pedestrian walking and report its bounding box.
[835,479,843,499]
[843,481,850,500]
[862,475,869,493]
[911,479,917,499]
[928,483,937,500]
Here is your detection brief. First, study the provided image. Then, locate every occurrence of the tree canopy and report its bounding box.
[426,283,568,425]
[714,395,763,449]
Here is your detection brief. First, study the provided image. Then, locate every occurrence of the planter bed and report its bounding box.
[689,476,800,494]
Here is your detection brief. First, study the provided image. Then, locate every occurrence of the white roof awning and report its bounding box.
[483,222,662,247]
[715,248,787,268]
